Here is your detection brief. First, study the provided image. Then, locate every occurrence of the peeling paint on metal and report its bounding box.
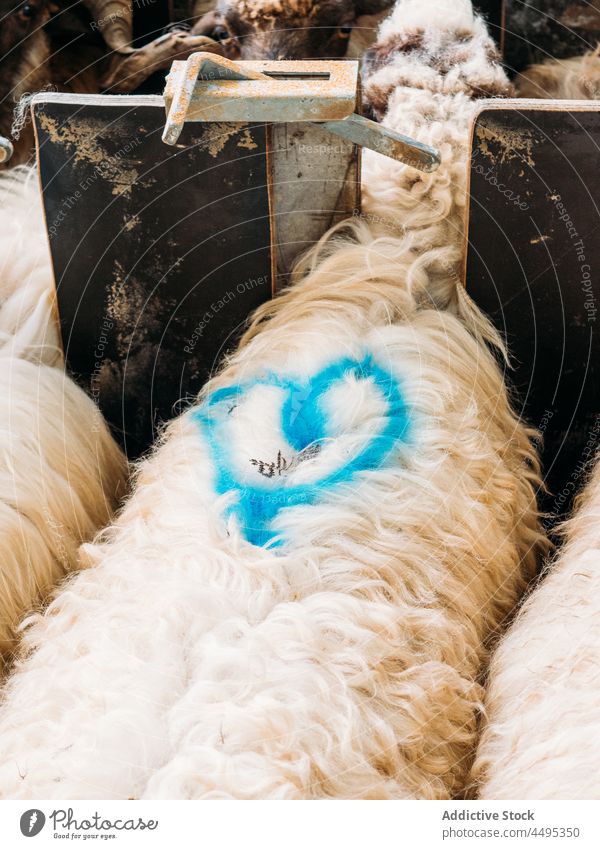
[476,121,537,167]
[37,112,140,197]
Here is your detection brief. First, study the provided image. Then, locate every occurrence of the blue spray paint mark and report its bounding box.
[192,354,410,547]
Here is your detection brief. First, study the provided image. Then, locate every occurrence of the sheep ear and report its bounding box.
[354,0,395,14]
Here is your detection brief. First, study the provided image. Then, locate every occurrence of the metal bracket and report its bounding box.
[162,53,440,173]
[0,136,14,165]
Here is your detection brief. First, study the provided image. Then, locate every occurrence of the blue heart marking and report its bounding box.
[192,354,410,548]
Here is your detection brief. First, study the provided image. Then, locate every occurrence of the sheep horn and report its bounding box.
[83,0,134,53]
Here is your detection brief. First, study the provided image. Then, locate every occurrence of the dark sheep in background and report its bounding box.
[0,0,222,164]
[192,0,394,59]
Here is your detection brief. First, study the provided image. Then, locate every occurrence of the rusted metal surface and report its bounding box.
[270,122,360,284]
[322,114,439,173]
[466,102,600,526]
[163,52,440,171]
[163,54,358,143]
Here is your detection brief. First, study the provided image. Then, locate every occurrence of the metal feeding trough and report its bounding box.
[31,55,439,457]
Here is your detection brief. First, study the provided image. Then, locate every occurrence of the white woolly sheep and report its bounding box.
[0,167,128,669]
[0,219,545,799]
[472,454,600,799]
[0,0,545,800]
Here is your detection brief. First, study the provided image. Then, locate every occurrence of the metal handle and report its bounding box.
[323,114,439,173]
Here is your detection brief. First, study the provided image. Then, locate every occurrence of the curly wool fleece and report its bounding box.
[0,167,128,672]
[360,0,512,312]
[472,454,600,800]
[0,0,545,801]
[0,210,544,798]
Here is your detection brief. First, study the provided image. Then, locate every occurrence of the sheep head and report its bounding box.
[192,0,394,60]
[0,1,52,159]
[0,1,51,86]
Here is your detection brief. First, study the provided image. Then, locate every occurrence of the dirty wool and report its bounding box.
[360,0,512,312]
[472,454,600,800]
[0,206,544,798]
[0,0,546,800]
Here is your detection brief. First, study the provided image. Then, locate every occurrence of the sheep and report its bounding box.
[0,166,128,670]
[0,166,60,364]
[0,0,222,165]
[0,203,545,799]
[472,452,600,799]
[359,0,513,312]
[192,0,395,60]
[0,0,547,791]
[0,0,545,800]
[515,47,600,100]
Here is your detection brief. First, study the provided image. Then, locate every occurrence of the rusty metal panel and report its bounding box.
[31,91,362,455]
[270,122,360,284]
[465,102,600,526]
[32,94,274,458]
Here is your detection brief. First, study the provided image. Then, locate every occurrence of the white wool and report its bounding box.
[0,166,61,366]
[0,168,128,668]
[0,218,545,799]
[347,12,391,59]
[0,358,127,670]
[472,456,600,799]
[378,0,475,38]
[361,0,512,312]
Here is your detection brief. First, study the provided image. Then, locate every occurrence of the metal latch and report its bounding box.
[162,53,440,173]
[0,136,13,164]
